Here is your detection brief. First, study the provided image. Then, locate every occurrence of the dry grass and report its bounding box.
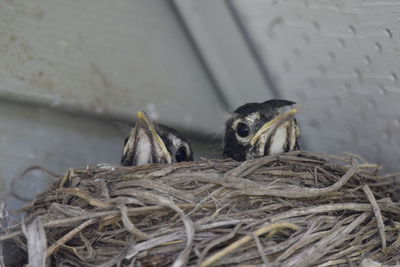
[1,151,400,266]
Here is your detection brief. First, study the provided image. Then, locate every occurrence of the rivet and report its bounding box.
[378,84,387,96]
[312,21,320,31]
[385,29,393,39]
[353,68,363,82]
[337,38,346,48]
[348,25,356,35]
[327,51,336,62]
[374,42,382,52]
[390,72,398,83]
[363,55,372,66]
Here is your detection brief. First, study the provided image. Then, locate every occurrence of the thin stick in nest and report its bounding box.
[1,152,399,266]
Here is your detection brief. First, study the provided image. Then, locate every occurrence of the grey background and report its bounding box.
[1,0,400,214]
[231,0,400,171]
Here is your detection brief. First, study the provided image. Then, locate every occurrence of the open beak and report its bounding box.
[250,108,297,156]
[122,111,171,166]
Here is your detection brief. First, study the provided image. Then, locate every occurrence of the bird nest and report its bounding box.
[2,151,400,266]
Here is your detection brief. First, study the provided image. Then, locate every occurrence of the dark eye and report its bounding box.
[236,122,250,137]
[175,146,187,162]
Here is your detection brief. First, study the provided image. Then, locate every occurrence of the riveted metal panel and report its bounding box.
[172,0,275,109]
[0,100,123,213]
[0,0,225,134]
[231,0,400,171]
[0,0,227,218]
[0,100,219,216]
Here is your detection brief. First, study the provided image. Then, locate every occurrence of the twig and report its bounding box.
[47,219,96,257]
[57,188,111,208]
[270,203,374,222]
[11,166,61,201]
[22,217,47,267]
[229,158,358,198]
[200,222,299,267]
[281,212,369,266]
[0,204,197,241]
[253,233,270,267]
[363,185,387,249]
[196,223,242,265]
[6,152,400,266]
[119,205,150,241]
[120,190,195,267]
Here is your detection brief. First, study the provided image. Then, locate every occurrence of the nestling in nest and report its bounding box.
[1,151,400,266]
[2,101,400,266]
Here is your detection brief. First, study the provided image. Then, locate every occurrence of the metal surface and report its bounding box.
[231,0,400,172]
[0,100,123,212]
[0,0,225,133]
[0,100,220,213]
[0,0,226,214]
[172,0,274,110]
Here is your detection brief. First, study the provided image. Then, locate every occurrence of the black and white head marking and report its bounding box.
[121,112,193,166]
[223,99,300,161]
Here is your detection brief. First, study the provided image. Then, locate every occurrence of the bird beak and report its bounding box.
[131,111,172,165]
[250,108,297,147]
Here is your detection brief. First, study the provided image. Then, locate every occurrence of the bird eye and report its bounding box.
[236,122,250,137]
[175,146,187,162]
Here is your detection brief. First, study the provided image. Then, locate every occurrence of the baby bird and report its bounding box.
[223,99,300,161]
[121,111,193,166]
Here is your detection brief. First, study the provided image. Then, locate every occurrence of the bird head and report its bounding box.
[223,99,300,161]
[121,111,193,166]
